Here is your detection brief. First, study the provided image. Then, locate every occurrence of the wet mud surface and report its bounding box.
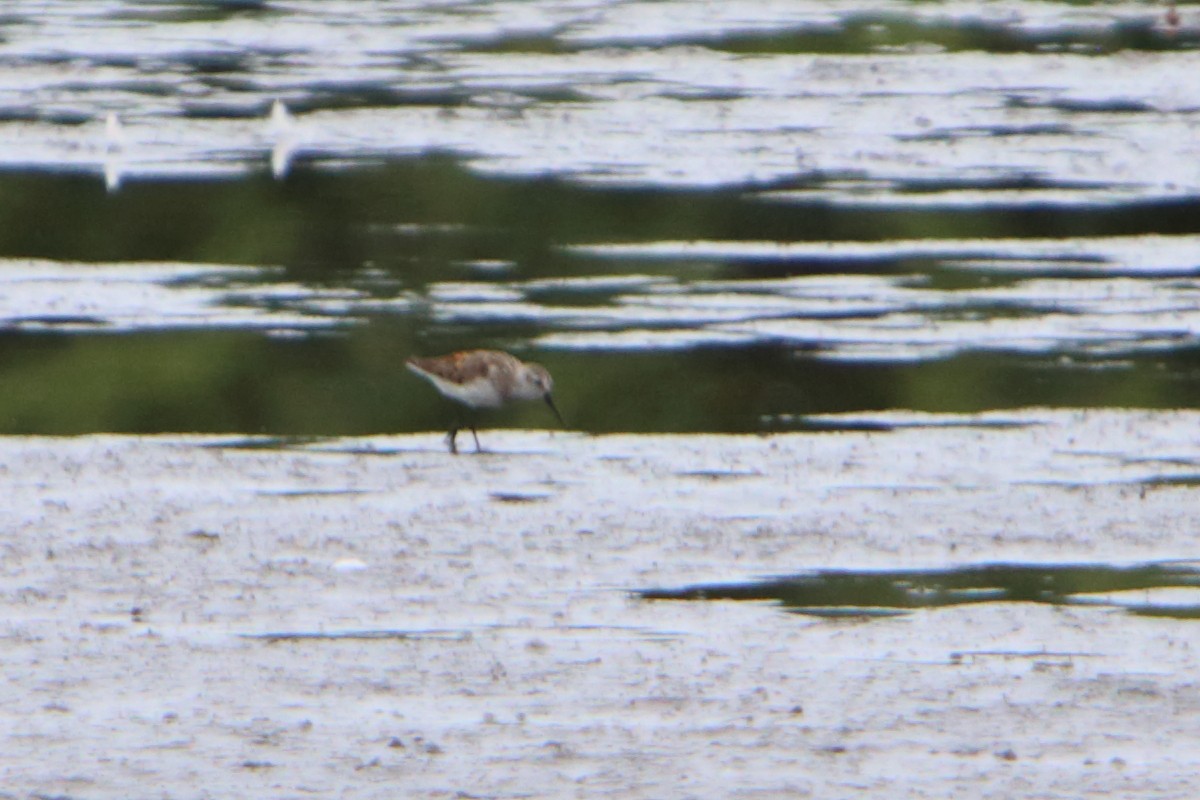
[5,409,1200,798]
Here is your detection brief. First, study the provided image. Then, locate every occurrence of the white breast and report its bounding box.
[424,372,505,409]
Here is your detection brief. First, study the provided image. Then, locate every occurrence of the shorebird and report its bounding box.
[406,349,564,454]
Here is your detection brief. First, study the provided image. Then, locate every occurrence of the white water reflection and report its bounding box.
[19,230,1176,361]
[0,260,360,333]
[408,233,1200,361]
[569,235,1200,274]
[0,1,1194,201]
[268,100,298,179]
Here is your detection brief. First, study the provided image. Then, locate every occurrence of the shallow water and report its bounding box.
[642,561,1200,618]
[0,1,1198,434]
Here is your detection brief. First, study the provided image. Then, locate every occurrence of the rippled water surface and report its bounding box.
[1,0,1198,434]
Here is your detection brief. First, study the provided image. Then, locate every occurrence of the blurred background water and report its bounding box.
[1,0,1198,435]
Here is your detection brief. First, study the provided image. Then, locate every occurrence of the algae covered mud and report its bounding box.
[3,1,1200,798]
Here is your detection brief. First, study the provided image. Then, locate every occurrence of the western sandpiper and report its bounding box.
[406,349,564,454]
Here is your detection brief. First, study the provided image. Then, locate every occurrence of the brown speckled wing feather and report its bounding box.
[407,350,506,384]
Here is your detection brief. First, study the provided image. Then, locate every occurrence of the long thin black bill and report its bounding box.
[545,394,565,426]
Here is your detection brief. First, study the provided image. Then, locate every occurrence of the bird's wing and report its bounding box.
[406,350,499,383]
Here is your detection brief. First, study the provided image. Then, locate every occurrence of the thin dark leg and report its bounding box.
[469,426,482,453]
[445,427,459,455]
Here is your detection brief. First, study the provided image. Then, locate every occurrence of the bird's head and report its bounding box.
[523,363,564,426]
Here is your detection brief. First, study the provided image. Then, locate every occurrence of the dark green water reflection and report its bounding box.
[7,162,1200,267]
[5,329,1200,436]
[1,162,1199,435]
[640,562,1200,619]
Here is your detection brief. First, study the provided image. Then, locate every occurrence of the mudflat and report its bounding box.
[4,409,1199,798]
